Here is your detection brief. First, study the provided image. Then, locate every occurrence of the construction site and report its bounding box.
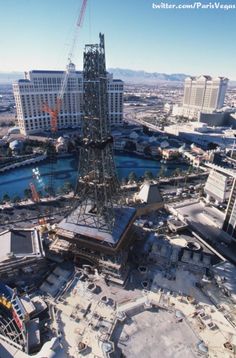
[1,1,236,357]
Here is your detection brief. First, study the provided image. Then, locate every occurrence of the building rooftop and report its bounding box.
[185,75,229,82]
[212,261,236,297]
[137,182,162,205]
[0,229,43,262]
[58,205,136,245]
[31,70,64,74]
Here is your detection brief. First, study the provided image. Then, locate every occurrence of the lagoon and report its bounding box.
[0,153,189,199]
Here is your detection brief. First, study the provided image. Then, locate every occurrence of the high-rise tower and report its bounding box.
[182,75,228,119]
[68,33,119,232]
[57,35,136,268]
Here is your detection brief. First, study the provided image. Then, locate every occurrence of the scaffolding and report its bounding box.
[68,34,120,233]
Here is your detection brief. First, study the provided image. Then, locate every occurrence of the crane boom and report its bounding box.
[77,0,87,27]
[58,0,88,101]
[43,0,88,122]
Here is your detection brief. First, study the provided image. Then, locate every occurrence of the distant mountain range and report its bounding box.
[0,72,24,84]
[108,68,189,84]
[0,69,235,86]
[108,69,236,86]
[0,69,189,85]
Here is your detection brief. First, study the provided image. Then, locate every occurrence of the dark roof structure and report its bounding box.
[57,205,136,248]
[0,229,43,262]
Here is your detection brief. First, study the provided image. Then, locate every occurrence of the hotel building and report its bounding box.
[182,75,228,119]
[13,63,124,134]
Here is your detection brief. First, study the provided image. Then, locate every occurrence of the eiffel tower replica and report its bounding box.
[56,34,136,272]
[70,33,120,233]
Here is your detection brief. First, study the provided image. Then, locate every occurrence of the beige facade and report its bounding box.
[183,75,228,119]
[13,66,124,134]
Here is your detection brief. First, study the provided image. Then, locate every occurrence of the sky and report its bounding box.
[0,0,235,79]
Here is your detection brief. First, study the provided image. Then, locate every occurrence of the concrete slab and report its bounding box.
[117,310,199,358]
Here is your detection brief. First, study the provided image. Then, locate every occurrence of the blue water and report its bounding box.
[0,154,188,199]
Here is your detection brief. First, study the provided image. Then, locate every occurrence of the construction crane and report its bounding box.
[29,0,88,223]
[43,0,88,133]
[41,0,88,202]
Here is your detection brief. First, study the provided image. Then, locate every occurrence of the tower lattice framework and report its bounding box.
[69,33,120,232]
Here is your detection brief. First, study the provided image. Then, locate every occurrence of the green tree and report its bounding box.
[13,196,21,204]
[183,170,189,185]
[173,168,181,177]
[121,177,127,186]
[144,146,151,156]
[24,188,31,199]
[187,166,193,174]
[158,166,165,178]
[2,193,10,203]
[45,186,55,197]
[6,148,12,157]
[207,142,218,150]
[38,190,42,197]
[67,141,76,153]
[128,171,138,183]
[62,182,73,194]
[144,170,154,181]
[124,141,136,152]
[24,145,33,154]
[45,142,56,156]
[143,125,151,136]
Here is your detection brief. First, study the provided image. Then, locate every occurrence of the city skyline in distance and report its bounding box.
[0,0,235,79]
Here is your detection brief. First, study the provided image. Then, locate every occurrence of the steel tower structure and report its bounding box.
[68,33,120,232]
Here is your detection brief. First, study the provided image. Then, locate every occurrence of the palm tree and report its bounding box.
[128,171,138,183]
